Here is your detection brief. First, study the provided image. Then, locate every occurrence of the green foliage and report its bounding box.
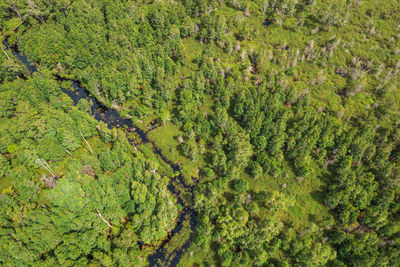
[1,0,400,265]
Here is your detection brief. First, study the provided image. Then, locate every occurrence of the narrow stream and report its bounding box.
[4,40,197,266]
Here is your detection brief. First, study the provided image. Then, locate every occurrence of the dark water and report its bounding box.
[4,40,37,74]
[59,80,134,129]
[5,40,197,267]
[263,19,271,27]
[148,148,198,266]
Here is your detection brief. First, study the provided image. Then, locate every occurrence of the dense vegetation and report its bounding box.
[1,0,400,266]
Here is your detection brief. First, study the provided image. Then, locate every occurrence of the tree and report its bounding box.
[159,109,170,127]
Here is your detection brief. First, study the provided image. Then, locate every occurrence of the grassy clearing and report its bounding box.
[147,122,204,184]
[248,160,332,230]
[0,175,13,192]
[178,243,216,267]
[139,142,174,178]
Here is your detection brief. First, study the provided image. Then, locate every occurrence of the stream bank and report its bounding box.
[4,39,198,267]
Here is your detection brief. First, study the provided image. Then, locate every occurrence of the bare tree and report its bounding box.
[10,2,22,20]
[36,159,56,178]
[27,0,45,23]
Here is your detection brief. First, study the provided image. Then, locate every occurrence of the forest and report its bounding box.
[0,0,400,266]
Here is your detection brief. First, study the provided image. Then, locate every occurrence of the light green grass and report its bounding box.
[248,160,332,230]
[0,175,13,193]
[178,243,216,267]
[147,122,204,184]
[139,142,174,177]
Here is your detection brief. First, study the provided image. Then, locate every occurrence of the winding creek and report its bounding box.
[4,40,197,266]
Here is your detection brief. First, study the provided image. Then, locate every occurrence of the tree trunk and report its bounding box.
[95,209,112,228]
[80,131,93,154]
[1,46,10,61]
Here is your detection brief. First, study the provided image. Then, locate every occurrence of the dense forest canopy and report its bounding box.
[1,0,400,266]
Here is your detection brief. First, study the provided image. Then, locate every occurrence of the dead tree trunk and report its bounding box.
[80,131,93,154]
[95,209,112,228]
[36,159,56,178]
[42,160,56,175]
[63,147,73,157]
[1,46,11,61]
[10,5,22,20]
[131,140,138,153]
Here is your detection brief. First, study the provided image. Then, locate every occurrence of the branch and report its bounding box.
[80,131,93,154]
[13,20,23,31]
[63,147,73,157]
[130,140,138,153]
[95,209,112,228]
[11,6,22,20]
[1,46,11,61]
[35,159,56,178]
[42,160,56,176]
